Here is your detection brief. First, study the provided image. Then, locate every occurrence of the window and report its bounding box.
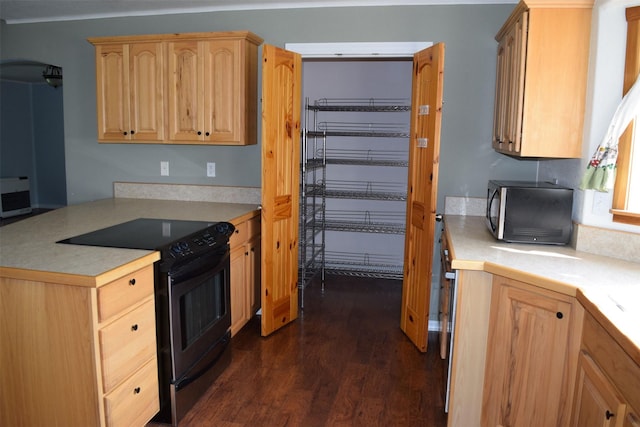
[612,6,640,226]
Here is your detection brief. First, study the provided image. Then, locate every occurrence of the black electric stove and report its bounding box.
[57,218,233,260]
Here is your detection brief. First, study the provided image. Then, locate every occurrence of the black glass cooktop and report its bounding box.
[57,218,216,250]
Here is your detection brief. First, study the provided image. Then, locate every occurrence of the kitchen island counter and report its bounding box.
[444,214,640,365]
[0,197,260,286]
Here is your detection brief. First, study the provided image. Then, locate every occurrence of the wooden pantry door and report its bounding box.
[261,44,302,337]
[401,43,445,352]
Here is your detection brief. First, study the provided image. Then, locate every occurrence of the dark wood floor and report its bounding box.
[179,276,448,427]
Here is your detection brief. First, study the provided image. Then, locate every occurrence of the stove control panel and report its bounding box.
[164,222,235,259]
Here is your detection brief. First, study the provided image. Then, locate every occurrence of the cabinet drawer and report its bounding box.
[248,214,260,239]
[230,220,248,248]
[99,298,157,392]
[98,266,154,322]
[104,358,159,427]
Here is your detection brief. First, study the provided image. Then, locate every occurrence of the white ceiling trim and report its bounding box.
[285,41,433,58]
[0,0,518,25]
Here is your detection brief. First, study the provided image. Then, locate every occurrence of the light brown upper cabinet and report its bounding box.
[90,41,165,142]
[492,0,593,158]
[89,31,263,145]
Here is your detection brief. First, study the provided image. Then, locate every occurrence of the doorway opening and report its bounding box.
[0,59,68,213]
[287,42,438,323]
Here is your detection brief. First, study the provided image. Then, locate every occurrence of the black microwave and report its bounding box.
[486,180,574,245]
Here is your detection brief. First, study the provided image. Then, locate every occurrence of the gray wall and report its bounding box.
[0,4,538,206]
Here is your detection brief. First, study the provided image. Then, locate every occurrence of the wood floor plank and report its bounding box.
[172,276,448,427]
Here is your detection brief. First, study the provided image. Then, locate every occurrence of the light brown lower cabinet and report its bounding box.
[572,352,627,427]
[572,312,640,427]
[481,275,583,427]
[447,270,493,427]
[0,261,160,427]
[230,213,261,336]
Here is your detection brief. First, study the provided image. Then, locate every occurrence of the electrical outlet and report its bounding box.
[592,191,611,216]
[207,162,216,177]
[160,161,169,176]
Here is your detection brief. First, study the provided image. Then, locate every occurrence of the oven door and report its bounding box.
[166,248,231,379]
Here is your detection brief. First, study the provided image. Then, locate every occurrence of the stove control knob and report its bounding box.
[215,222,234,236]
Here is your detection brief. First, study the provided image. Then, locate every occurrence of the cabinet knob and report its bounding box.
[130,130,135,135]
[205,132,210,136]
[131,324,139,331]
[129,278,136,286]
[556,312,563,319]
[134,387,141,394]
[606,410,615,420]
[123,131,128,135]
[197,131,202,135]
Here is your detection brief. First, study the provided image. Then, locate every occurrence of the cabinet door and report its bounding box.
[625,413,640,427]
[492,10,527,154]
[492,35,509,151]
[573,352,627,427]
[482,276,581,427]
[505,12,527,153]
[204,39,241,143]
[95,44,130,141]
[95,43,163,142]
[128,42,164,141]
[230,243,248,336]
[248,233,261,316]
[167,40,204,142]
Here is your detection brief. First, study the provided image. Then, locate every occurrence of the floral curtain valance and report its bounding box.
[580,73,640,192]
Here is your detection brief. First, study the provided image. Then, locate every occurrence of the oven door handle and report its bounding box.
[173,333,230,391]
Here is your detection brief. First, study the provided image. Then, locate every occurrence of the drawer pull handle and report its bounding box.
[134,387,141,394]
[606,410,615,420]
[131,324,139,331]
[129,278,136,286]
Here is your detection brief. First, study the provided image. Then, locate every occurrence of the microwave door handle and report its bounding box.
[488,189,499,232]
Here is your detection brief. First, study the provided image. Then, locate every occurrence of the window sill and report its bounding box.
[611,209,640,226]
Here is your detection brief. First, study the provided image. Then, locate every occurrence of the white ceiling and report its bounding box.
[0,0,512,24]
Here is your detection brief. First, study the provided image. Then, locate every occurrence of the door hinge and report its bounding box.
[419,105,430,115]
[417,138,428,148]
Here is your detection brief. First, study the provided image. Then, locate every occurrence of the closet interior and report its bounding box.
[298,59,413,299]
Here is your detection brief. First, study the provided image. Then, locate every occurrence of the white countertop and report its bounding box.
[445,215,640,362]
[0,198,259,282]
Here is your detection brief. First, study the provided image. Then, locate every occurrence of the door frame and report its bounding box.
[285,42,432,58]
[286,41,442,340]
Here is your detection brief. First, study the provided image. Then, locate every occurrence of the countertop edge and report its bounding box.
[0,252,161,287]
